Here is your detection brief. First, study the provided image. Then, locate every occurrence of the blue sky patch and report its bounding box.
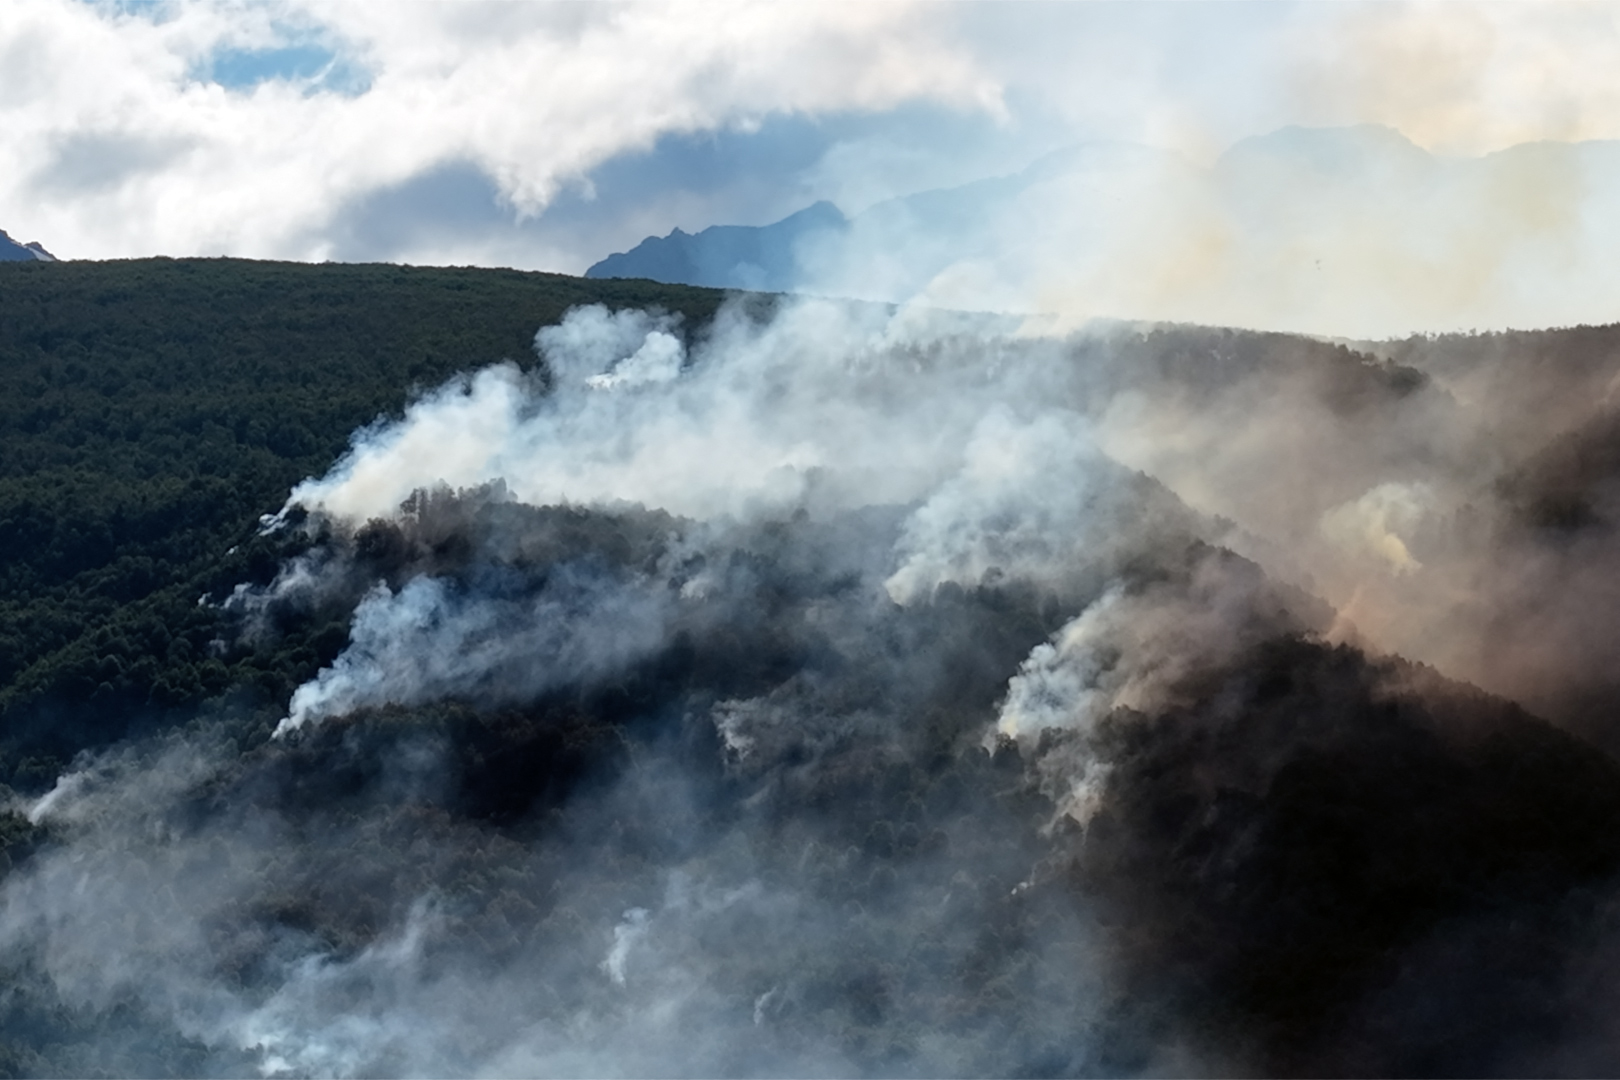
[204,41,371,97]
[97,0,179,22]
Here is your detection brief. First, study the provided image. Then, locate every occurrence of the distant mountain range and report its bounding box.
[0,229,56,261]
[585,125,1620,338]
[586,200,845,293]
[583,128,1425,296]
[584,139,1171,296]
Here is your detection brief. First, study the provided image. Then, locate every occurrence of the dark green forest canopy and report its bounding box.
[0,258,725,783]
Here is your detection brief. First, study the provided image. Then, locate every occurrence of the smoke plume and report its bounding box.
[8,295,1620,1076]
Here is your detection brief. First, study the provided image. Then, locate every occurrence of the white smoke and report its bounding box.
[885,406,1162,604]
[996,551,1321,823]
[280,364,537,530]
[285,300,1068,531]
[3,720,1110,1078]
[278,565,669,734]
[268,298,1164,733]
[1319,481,1435,574]
[257,288,1620,813]
[601,907,650,985]
[998,558,1296,741]
[265,295,1536,741]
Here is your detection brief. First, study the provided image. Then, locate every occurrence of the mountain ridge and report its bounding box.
[581,125,1620,337]
[0,229,56,262]
[586,199,845,292]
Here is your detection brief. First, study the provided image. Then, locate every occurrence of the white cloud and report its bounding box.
[11,0,1620,298]
[0,0,998,262]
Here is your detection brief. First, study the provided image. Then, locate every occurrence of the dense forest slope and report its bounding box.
[0,259,722,784]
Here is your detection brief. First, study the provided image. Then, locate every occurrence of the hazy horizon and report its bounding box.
[11,2,1620,336]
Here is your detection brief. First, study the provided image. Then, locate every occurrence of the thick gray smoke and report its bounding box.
[274,298,1620,744]
[9,298,1620,1076]
[280,566,670,733]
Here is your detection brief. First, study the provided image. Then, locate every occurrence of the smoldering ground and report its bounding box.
[8,299,1620,1077]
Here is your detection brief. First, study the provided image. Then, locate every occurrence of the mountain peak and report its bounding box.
[0,229,57,262]
[587,201,847,291]
[1217,123,1433,177]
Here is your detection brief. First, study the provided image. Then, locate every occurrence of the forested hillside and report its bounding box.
[6,261,1620,1075]
[0,258,723,785]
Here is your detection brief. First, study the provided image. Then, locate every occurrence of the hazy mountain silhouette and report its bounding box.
[0,230,56,261]
[586,199,846,291]
[584,125,1620,336]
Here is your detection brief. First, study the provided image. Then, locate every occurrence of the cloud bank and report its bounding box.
[0,0,996,266]
[12,2,1620,335]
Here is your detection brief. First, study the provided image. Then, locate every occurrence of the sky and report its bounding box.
[8,1,1620,330]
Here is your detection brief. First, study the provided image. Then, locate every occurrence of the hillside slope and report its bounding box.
[6,262,1620,1074]
[0,258,724,781]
